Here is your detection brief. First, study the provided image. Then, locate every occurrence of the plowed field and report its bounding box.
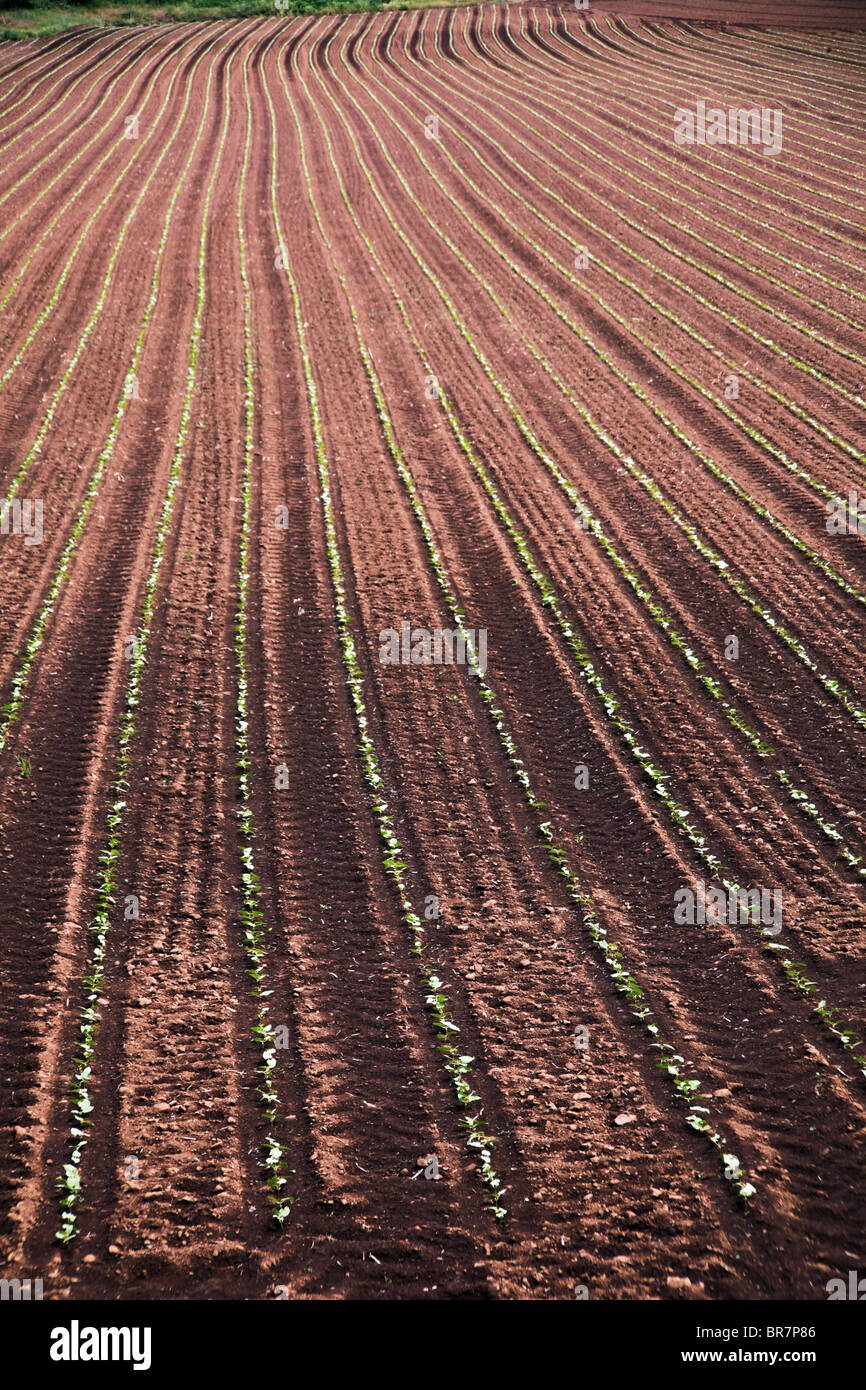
[2,1,866,1301]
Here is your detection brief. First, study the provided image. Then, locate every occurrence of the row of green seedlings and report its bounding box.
[0,32,228,759]
[520,9,866,298]
[56,40,232,1244]
[281,33,755,1204]
[382,11,866,1065]
[502,8,866,416]
[335,15,866,872]
[0,28,173,226]
[487,4,866,305]
[0,29,212,517]
[0,30,97,130]
[506,10,866,345]
[0,27,142,188]
[544,10,866,238]
[381,11,866,577]
[263,52,507,1219]
[234,44,292,1226]
[0,23,204,334]
[662,14,866,85]
[0,45,60,113]
[384,11,866,560]
[326,24,866,742]
[422,10,866,489]
[728,26,866,69]
[735,24,866,57]
[621,17,866,154]
[306,40,866,1080]
[366,18,866,728]
[614,12,866,138]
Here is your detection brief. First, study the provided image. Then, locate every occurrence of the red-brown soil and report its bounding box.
[1,2,865,1301]
[580,0,866,28]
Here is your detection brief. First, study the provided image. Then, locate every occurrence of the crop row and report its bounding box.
[0,29,174,231]
[506,12,866,343]
[233,41,292,1227]
[551,11,866,220]
[307,22,866,1076]
[616,14,866,131]
[0,29,102,135]
[0,24,203,381]
[427,9,866,484]
[265,43,508,1219]
[55,35,235,1243]
[336,19,866,741]
[0,29,148,197]
[402,18,866,863]
[281,31,756,1202]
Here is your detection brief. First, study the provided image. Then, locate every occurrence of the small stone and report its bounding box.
[613,1112,637,1126]
[667,1275,705,1296]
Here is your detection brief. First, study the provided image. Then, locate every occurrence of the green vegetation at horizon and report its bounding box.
[0,0,468,42]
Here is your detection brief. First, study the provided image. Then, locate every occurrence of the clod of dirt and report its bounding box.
[666,1276,705,1297]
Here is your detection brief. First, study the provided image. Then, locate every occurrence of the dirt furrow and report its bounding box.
[0,22,247,1272]
[281,27,866,1294]
[2,6,865,1301]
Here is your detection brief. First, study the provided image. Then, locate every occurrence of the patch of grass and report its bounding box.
[0,0,386,41]
[0,0,481,40]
